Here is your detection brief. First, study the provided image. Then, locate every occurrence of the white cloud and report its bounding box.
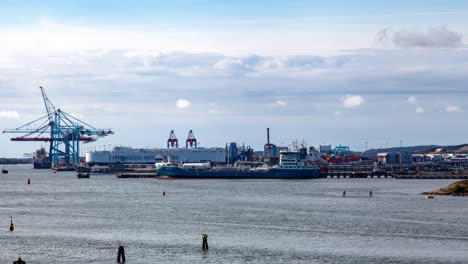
[274,100,287,107]
[445,105,461,112]
[416,106,424,113]
[0,111,20,119]
[69,112,85,120]
[342,95,365,108]
[407,96,417,104]
[0,18,370,56]
[38,17,66,29]
[377,26,462,48]
[176,99,191,109]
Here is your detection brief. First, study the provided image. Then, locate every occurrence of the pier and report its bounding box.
[116,173,157,178]
[323,164,468,179]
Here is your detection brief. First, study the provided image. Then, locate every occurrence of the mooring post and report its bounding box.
[13,257,26,264]
[117,245,126,263]
[202,233,208,250]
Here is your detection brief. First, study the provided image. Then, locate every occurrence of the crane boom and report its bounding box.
[40,86,56,120]
[3,87,113,168]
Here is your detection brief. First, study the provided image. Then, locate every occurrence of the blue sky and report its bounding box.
[1,1,468,157]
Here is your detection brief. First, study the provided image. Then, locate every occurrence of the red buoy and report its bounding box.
[27,179,30,184]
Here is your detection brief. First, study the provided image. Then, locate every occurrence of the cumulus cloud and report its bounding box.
[274,100,287,107]
[176,99,191,109]
[0,111,20,119]
[213,58,253,75]
[407,96,417,104]
[416,106,425,113]
[445,105,461,112]
[342,95,365,108]
[377,26,462,48]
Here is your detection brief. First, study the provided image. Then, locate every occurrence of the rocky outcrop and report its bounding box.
[422,179,468,196]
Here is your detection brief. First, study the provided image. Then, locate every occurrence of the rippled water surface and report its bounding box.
[0,165,467,263]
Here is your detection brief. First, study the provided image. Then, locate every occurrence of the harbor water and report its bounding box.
[0,165,467,263]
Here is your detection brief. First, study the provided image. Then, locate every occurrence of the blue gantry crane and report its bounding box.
[3,87,113,168]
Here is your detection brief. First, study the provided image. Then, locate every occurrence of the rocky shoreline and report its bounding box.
[422,179,468,196]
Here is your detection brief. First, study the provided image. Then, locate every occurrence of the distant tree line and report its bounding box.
[0,158,32,164]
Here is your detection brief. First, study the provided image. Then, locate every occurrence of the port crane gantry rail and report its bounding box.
[3,87,113,168]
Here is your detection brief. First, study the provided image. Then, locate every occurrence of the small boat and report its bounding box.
[425,195,434,199]
[1,167,8,174]
[77,172,90,178]
[53,166,76,171]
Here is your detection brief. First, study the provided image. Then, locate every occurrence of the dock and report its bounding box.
[116,173,158,178]
[393,174,468,179]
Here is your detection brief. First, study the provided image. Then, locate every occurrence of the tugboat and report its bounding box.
[157,149,321,179]
[77,172,90,178]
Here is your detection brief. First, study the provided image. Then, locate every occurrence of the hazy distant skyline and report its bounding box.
[1,1,468,157]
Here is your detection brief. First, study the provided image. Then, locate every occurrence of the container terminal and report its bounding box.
[3,87,468,179]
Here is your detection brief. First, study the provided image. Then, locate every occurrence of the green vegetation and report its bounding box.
[0,158,31,164]
[450,184,467,194]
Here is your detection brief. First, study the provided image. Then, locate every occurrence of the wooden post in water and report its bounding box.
[117,245,126,263]
[202,234,208,250]
[9,216,14,231]
[13,257,26,264]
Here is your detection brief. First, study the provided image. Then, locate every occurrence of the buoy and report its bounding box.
[342,190,346,197]
[117,245,126,263]
[202,233,208,250]
[162,191,166,196]
[27,178,30,184]
[369,190,373,197]
[9,216,14,231]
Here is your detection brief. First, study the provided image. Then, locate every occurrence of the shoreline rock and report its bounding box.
[422,179,468,196]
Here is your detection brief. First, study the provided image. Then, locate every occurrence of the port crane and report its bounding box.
[3,87,113,168]
[186,130,197,148]
[167,130,178,148]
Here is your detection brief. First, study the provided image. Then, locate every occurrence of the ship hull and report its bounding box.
[157,167,320,179]
[33,162,52,169]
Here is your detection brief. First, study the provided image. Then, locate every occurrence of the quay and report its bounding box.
[325,174,468,179]
[322,164,468,179]
[116,173,157,178]
[393,174,468,179]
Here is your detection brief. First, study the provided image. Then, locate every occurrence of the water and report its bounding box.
[0,164,467,263]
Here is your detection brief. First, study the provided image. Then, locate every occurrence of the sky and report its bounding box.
[1,0,468,157]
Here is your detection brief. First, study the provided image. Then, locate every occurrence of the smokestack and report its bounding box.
[267,128,270,145]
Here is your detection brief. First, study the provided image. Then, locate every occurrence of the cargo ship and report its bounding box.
[86,146,226,165]
[33,147,51,169]
[157,150,320,179]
